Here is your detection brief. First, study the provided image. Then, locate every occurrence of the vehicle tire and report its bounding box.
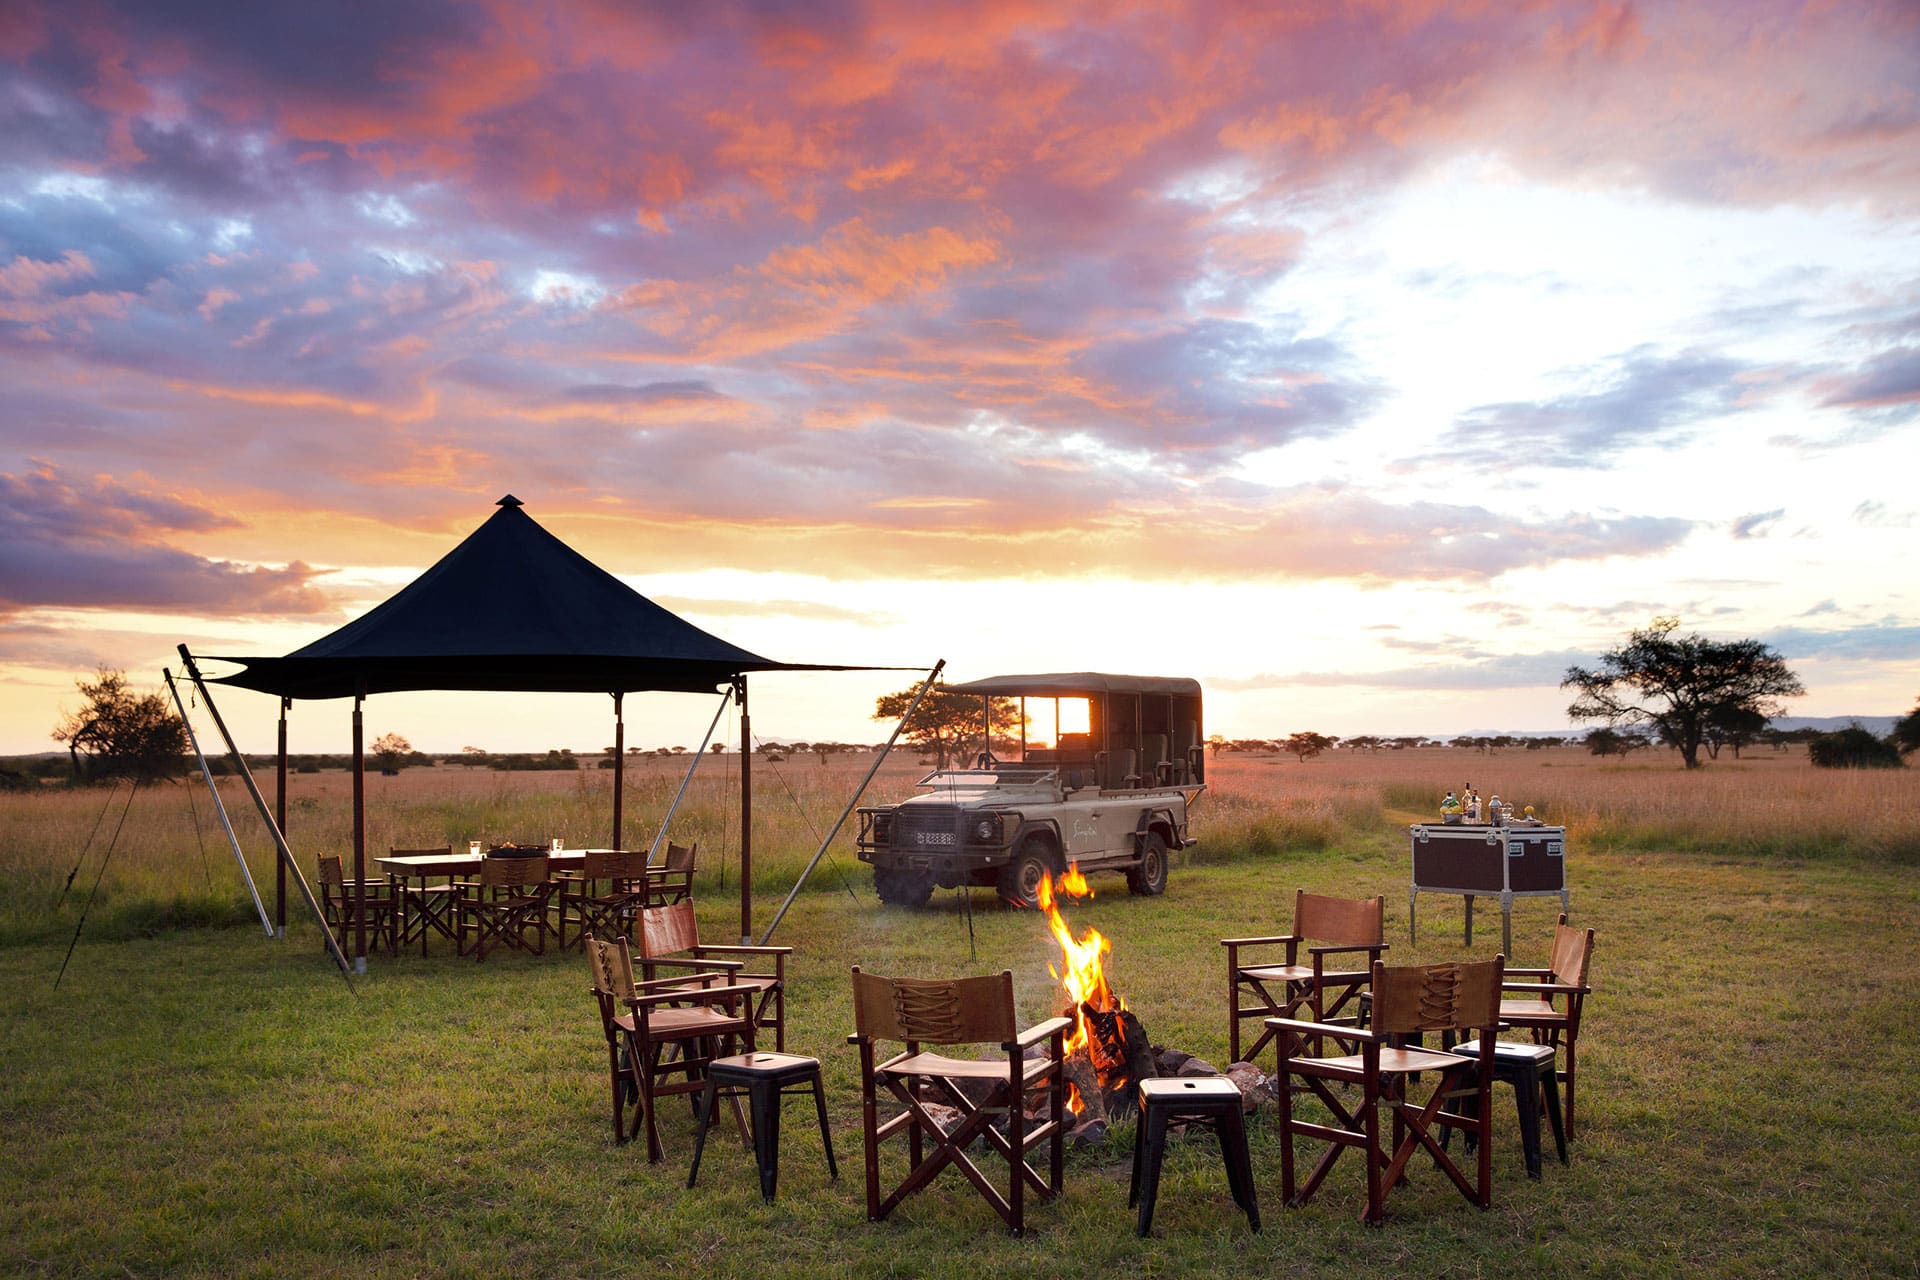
[996,837,1058,910]
[1127,830,1169,896]
[873,867,935,908]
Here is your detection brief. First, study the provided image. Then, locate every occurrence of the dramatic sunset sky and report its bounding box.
[3,1,1917,757]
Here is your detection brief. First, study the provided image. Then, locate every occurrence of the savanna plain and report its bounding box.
[2,745,1916,1279]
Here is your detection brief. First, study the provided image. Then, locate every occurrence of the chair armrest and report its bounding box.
[635,956,743,972]
[1504,966,1553,979]
[626,982,760,1010]
[1503,980,1589,996]
[1266,1016,1375,1045]
[629,972,717,993]
[1221,934,1299,948]
[692,944,792,957]
[1014,1016,1074,1048]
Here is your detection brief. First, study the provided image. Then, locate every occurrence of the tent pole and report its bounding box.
[612,691,624,850]
[352,687,367,974]
[174,646,354,985]
[738,676,751,943]
[275,696,289,937]
[162,667,273,936]
[760,659,944,946]
[648,687,732,864]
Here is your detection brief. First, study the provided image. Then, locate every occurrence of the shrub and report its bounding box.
[1808,726,1905,769]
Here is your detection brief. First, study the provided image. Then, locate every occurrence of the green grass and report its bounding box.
[5,830,1917,1278]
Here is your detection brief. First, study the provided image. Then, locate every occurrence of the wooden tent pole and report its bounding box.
[612,691,624,850]
[275,696,289,936]
[738,676,751,943]
[351,686,367,974]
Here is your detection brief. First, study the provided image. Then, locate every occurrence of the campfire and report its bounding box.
[1034,865,1157,1127]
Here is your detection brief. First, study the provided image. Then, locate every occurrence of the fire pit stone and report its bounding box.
[1224,1062,1269,1114]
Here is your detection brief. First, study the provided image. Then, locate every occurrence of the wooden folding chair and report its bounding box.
[584,934,757,1161]
[1500,914,1595,1137]
[645,840,697,906]
[557,849,650,950]
[389,844,459,956]
[456,853,554,960]
[316,854,396,957]
[847,967,1070,1236]
[1272,957,1504,1226]
[1224,889,1386,1064]
[636,900,791,1051]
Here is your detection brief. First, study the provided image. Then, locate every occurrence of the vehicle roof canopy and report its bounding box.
[944,672,1202,700]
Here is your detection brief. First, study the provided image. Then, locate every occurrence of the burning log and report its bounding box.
[1083,1002,1157,1118]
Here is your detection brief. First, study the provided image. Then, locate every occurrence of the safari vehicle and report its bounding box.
[856,673,1205,908]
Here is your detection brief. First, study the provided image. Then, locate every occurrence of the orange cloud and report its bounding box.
[620,217,1001,359]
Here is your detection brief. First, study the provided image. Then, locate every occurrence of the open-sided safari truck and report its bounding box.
[856,672,1205,908]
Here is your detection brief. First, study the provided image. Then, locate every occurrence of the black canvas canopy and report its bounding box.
[188,495,907,961]
[208,495,832,699]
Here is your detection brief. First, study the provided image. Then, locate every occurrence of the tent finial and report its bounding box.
[497,494,524,508]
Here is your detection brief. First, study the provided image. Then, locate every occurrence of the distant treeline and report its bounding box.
[0,747,599,782]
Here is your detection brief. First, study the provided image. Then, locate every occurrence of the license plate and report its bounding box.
[915,831,955,846]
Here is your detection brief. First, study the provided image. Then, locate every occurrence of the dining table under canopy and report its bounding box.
[183,494,908,969]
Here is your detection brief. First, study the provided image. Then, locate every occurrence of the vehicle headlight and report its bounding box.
[972,816,1001,842]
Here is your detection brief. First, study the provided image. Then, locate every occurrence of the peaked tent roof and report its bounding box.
[208,496,856,700]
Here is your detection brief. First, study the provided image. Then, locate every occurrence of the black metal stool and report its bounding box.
[1446,1039,1567,1179]
[1128,1077,1260,1236]
[688,1052,838,1202]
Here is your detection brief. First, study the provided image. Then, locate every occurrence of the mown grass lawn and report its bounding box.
[5,825,1917,1279]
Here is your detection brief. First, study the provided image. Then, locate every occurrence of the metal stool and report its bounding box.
[688,1052,837,1202]
[1128,1077,1260,1236]
[1447,1040,1568,1179]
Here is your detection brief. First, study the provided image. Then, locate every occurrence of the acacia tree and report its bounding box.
[371,732,412,774]
[872,684,1019,769]
[1563,618,1804,769]
[51,668,187,783]
[1583,726,1650,757]
[1282,731,1335,762]
[1702,704,1767,760]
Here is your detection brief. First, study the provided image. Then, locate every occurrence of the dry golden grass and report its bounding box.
[3,743,1914,945]
[1195,744,1920,863]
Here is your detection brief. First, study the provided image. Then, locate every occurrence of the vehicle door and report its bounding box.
[1057,794,1110,861]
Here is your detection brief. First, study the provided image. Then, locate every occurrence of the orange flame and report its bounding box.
[1033,862,1126,1113]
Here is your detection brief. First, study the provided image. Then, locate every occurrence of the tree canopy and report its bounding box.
[1807,724,1905,769]
[1894,696,1920,757]
[872,683,1019,769]
[371,733,412,773]
[1281,731,1335,762]
[1562,618,1804,769]
[51,668,188,783]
